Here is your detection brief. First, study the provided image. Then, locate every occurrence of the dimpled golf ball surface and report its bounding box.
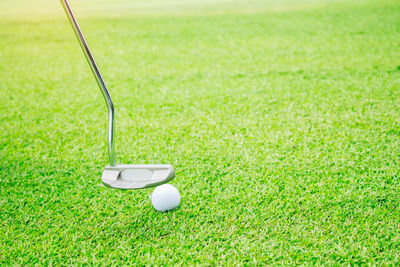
[151,184,180,212]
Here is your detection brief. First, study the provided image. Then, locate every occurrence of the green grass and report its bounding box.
[1,0,400,264]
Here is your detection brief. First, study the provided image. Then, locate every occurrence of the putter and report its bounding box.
[60,0,175,189]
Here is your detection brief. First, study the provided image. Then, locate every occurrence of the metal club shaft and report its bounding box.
[60,0,116,166]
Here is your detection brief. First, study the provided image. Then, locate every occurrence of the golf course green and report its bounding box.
[1,0,399,264]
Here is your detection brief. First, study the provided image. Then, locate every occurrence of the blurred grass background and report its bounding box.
[0,0,376,18]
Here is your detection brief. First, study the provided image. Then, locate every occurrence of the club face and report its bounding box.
[102,164,175,189]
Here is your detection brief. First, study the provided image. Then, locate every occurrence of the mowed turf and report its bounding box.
[1,0,399,264]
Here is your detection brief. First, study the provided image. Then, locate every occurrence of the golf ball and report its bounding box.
[151,184,180,212]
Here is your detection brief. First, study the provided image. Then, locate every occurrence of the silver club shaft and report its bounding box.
[60,0,116,166]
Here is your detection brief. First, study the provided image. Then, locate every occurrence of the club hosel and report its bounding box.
[107,104,116,167]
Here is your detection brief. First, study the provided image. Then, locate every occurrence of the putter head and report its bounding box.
[102,164,175,189]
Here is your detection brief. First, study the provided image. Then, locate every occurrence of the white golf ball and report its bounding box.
[151,184,180,212]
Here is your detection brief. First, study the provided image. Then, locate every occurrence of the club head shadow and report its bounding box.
[102,164,175,189]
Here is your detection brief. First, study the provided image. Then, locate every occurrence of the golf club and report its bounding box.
[60,0,175,189]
